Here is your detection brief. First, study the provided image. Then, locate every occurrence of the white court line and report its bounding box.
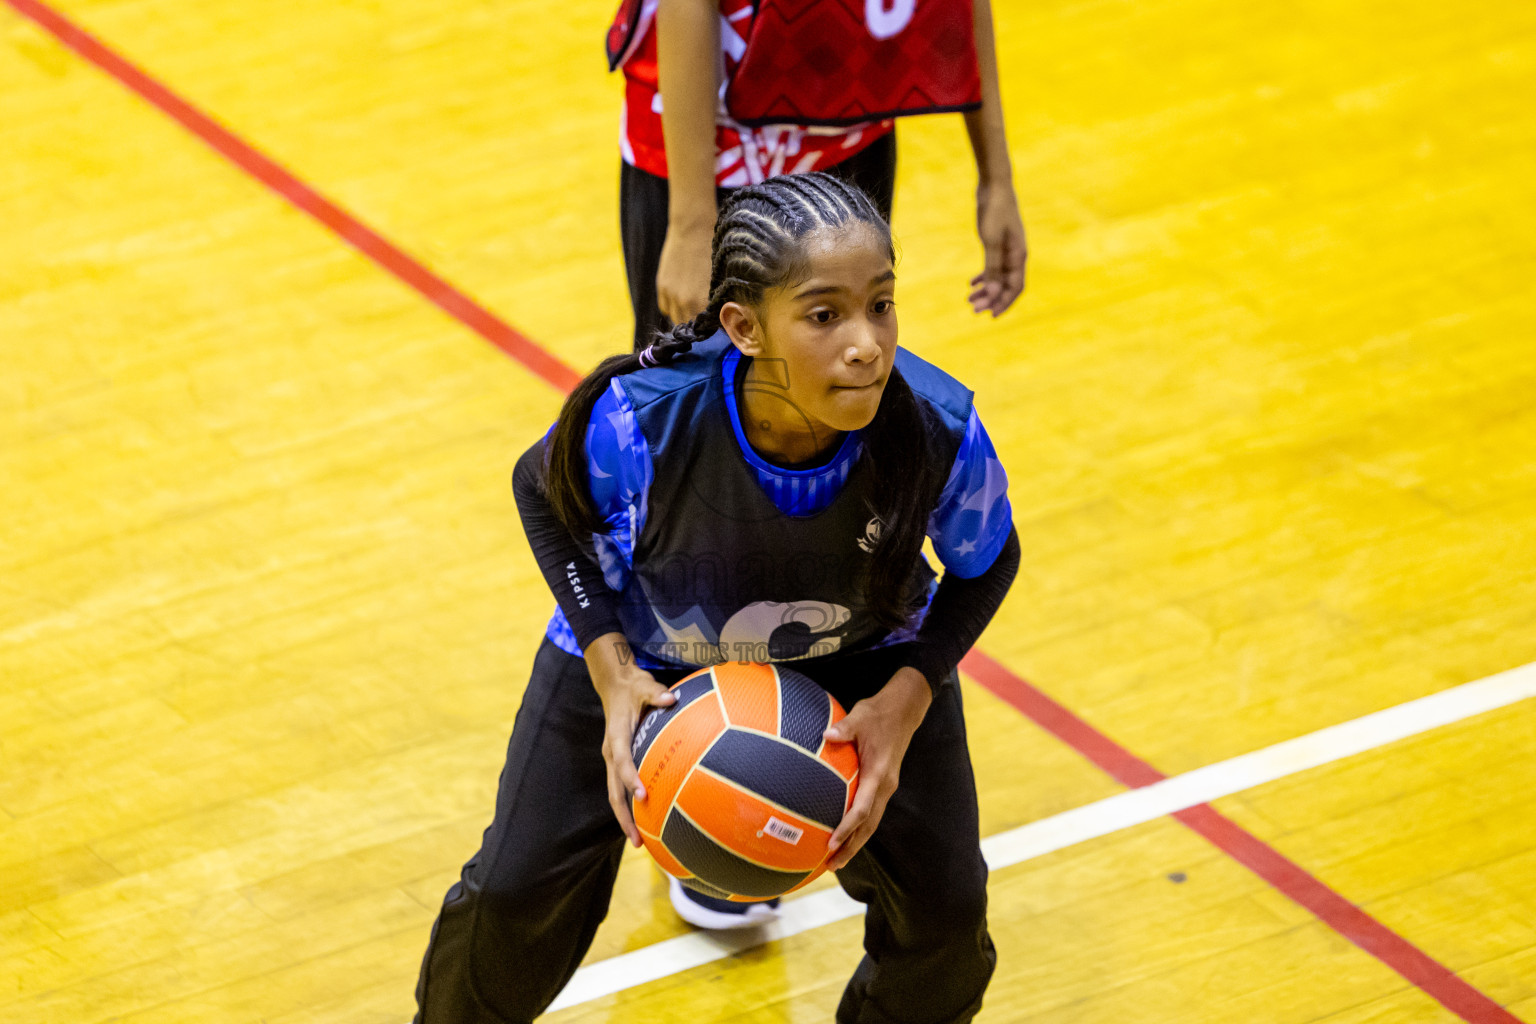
[547,660,1536,1012]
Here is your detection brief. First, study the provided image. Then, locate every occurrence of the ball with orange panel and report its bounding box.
[630,661,860,901]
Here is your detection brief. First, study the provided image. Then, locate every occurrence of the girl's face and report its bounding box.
[722,222,898,461]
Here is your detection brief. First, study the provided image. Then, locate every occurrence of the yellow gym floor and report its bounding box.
[3,0,1534,1021]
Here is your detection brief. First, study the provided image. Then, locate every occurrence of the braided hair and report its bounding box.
[545,172,947,632]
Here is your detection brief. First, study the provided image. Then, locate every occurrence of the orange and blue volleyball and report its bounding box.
[631,662,860,901]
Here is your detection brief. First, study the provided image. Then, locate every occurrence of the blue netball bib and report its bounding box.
[604,331,971,666]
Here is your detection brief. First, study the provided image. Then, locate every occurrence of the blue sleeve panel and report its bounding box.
[927,408,1013,578]
[891,346,1013,579]
[544,381,655,659]
[585,380,654,576]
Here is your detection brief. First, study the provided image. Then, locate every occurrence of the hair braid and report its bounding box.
[545,171,939,631]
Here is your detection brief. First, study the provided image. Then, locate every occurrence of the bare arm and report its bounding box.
[655,0,721,324]
[963,0,1027,317]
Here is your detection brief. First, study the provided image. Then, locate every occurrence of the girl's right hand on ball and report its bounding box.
[584,632,677,847]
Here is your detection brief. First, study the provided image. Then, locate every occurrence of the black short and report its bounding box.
[619,130,898,351]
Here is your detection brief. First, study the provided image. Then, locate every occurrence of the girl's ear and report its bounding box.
[720,301,764,356]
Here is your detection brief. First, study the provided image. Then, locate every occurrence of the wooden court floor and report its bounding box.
[3,0,1535,1021]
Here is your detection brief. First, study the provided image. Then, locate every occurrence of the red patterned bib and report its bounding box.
[724,0,981,127]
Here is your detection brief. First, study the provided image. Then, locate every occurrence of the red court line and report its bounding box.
[11,0,1516,1018]
[2,0,581,396]
[962,648,1522,1024]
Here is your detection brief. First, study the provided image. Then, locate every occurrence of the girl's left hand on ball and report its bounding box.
[822,667,933,871]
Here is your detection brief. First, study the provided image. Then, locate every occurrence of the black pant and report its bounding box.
[619,131,899,351]
[413,636,995,1024]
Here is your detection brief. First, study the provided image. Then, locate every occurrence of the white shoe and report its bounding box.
[669,877,781,930]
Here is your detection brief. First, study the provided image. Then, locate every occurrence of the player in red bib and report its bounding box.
[611,0,1029,352]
